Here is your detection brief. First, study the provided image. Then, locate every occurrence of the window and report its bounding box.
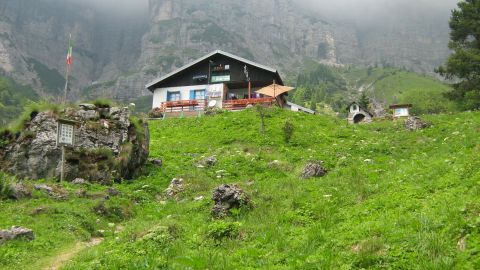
[194,90,205,100]
[167,91,181,101]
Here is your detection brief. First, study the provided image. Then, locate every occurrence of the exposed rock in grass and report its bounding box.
[165,178,184,198]
[106,188,120,197]
[268,160,280,168]
[34,184,54,194]
[211,184,250,218]
[0,226,34,244]
[72,178,87,185]
[199,156,217,167]
[194,195,204,201]
[11,183,32,199]
[301,161,327,179]
[79,103,97,110]
[149,158,163,166]
[405,116,429,131]
[34,184,68,200]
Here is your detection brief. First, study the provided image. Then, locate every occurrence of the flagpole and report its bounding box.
[63,34,72,104]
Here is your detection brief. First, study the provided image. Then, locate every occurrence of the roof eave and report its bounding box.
[145,50,281,90]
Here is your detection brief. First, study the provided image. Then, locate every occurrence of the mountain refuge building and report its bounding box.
[146,50,291,117]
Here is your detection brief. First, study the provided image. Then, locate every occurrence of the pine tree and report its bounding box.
[359,92,370,110]
[436,0,480,110]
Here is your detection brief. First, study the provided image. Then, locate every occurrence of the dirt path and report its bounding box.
[42,237,103,270]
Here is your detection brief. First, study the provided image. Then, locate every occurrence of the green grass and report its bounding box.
[1,109,479,269]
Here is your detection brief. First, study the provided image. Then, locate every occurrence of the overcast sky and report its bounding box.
[297,0,460,28]
[63,0,460,25]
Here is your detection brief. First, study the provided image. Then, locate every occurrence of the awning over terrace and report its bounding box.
[255,83,294,98]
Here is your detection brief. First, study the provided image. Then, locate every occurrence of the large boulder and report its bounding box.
[0,105,149,184]
[211,184,250,217]
[405,116,429,131]
[0,226,34,244]
[301,161,327,179]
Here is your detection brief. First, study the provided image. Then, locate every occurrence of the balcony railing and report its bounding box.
[222,97,275,110]
[160,100,207,112]
[158,97,275,113]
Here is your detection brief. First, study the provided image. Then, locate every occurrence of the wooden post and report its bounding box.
[60,145,65,182]
[248,81,251,99]
[273,80,277,106]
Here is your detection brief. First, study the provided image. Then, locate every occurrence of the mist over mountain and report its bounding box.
[0,0,458,102]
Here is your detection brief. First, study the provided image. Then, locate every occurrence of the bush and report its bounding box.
[92,199,134,222]
[92,99,115,108]
[148,107,163,118]
[207,221,241,242]
[0,173,14,200]
[282,119,294,143]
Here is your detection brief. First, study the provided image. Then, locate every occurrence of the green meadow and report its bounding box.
[1,108,479,269]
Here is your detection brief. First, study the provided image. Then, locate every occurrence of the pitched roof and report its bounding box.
[389,104,413,109]
[146,50,279,90]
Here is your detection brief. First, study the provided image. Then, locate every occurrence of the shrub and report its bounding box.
[92,199,134,222]
[207,221,241,242]
[282,119,294,143]
[148,107,163,118]
[0,173,14,200]
[92,99,115,108]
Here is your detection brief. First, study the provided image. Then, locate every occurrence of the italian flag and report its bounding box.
[66,35,73,66]
[66,45,73,65]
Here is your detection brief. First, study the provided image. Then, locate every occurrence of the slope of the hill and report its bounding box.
[293,64,456,115]
[0,109,479,269]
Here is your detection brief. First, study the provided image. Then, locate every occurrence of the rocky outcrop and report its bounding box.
[211,184,250,217]
[301,161,328,179]
[0,105,149,184]
[405,116,429,131]
[0,226,34,244]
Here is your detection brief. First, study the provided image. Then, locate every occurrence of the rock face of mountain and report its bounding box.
[0,0,452,103]
[0,0,147,98]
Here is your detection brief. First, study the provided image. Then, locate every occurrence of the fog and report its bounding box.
[297,0,460,28]
[61,0,460,27]
[61,0,149,15]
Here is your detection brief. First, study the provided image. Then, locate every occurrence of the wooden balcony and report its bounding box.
[222,97,275,110]
[159,99,207,113]
[158,97,275,114]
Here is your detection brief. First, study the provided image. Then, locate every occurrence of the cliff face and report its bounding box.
[0,0,147,98]
[0,0,452,103]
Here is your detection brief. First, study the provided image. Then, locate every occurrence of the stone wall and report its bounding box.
[0,104,149,184]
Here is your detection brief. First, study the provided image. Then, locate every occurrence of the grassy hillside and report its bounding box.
[293,64,456,115]
[1,109,479,269]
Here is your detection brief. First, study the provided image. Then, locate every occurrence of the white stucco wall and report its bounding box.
[152,84,224,109]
